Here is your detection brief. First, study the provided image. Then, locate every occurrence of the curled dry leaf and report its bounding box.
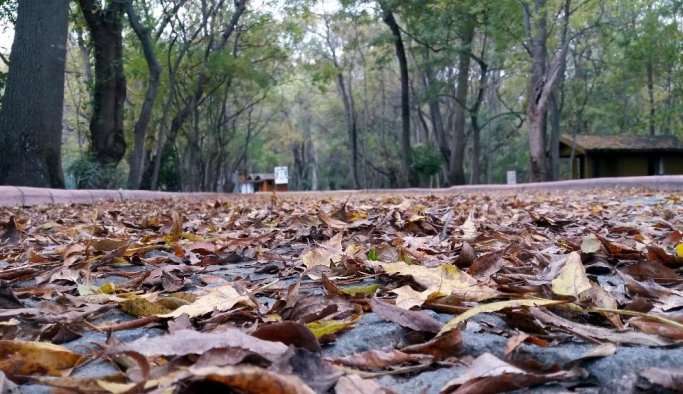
[188,365,316,394]
[531,308,673,346]
[0,340,84,378]
[640,367,683,391]
[335,374,396,394]
[439,299,563,335]
[370,297,443,333]
[108,328,289,362]
[251,321,321,353]
[400,328,463,360]
[439,353,582,394]
[328,349,422,369]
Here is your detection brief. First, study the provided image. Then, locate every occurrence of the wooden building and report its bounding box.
[243,173,287,192]
[559,134,683,179]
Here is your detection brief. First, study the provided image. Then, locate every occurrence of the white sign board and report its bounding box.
[506,170,517,185]
[274,166,288,185]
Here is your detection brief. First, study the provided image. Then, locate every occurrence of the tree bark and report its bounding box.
[647,58,656,135]
[0,0,68,188]
[380,1,417,187]
[125,0,161,189]
[524,0,570,182]
[448,16,475,186]
[78,0,127,168]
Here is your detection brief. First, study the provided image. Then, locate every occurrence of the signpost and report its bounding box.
[274,166,288,185]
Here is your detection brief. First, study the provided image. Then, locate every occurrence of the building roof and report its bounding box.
[245,173,275,182]
[560,134,683,155]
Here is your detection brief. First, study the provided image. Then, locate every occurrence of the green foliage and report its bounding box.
[410,143,442,180]
[66,154,126,189]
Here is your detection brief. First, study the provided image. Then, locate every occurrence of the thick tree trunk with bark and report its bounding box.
[126,1,161,189]
[0,0,69,188]
[524,0,570,182]
[78,0,127,168]
[380,1,417,187]
[448,16,475,186]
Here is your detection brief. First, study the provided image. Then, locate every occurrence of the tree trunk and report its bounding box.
[0,0,68,188]
[524,0,570,182]
[448,16,475,186]
[126,0,161,189]
[78,0,127,168]
[380,1,416,187]
[421,50,449,166]
[549,93,562,180]
[647,58,656,135]
[336,71,360,189]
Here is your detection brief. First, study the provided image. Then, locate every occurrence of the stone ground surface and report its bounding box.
[2,178,683,393]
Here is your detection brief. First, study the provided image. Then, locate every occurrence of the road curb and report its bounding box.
[0,175,682,207]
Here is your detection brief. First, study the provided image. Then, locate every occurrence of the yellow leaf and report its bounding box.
[341,283,381,297]
[158,285,256,318]
[120,298,172,317]
[0,340,85,377]
[675,243,683,258]
[381,261,499,301]
[166,212,183,243]
[551,252,592,298]
[391,285,431,309]
[439,299,563,335]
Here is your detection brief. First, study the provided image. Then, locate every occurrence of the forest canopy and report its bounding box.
[0,0,682,191]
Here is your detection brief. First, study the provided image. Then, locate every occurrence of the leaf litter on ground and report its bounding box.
[0,188,682,392]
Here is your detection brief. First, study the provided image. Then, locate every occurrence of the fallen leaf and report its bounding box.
[400,328,463,360]
[0,340,84,378]
[188,365,316,394]
[391,285,431,309]
[551,252,592,298]
[335,374,395,394]
[302,232,344,268]
[564,343,617,368]
[640,367,683,391]
[439,353,581,394]
[580,233,602,254]
[370,297,443,333]
[380,261,499,302]
[328,349,423,369]
[251,321,321,353]
[108,328,289,362]
[439,299,563,335]
[531,308,673,346]
[158,284,256,318]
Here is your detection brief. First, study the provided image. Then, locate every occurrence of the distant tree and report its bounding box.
[78,0,127,171]
[0,0,69,188]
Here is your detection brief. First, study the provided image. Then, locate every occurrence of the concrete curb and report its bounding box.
[0,175,682,207]
[0,187,225,207]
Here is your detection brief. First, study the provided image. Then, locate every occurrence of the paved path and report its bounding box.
[1,175,682,207]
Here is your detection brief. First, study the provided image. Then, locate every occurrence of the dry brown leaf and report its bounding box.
[158,284,255,318]
[188,365,316,394]
[0,340,84,378]
[439,353,581,394]
[370,297,443,333]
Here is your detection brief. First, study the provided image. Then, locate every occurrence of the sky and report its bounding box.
[0,0,341,57]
